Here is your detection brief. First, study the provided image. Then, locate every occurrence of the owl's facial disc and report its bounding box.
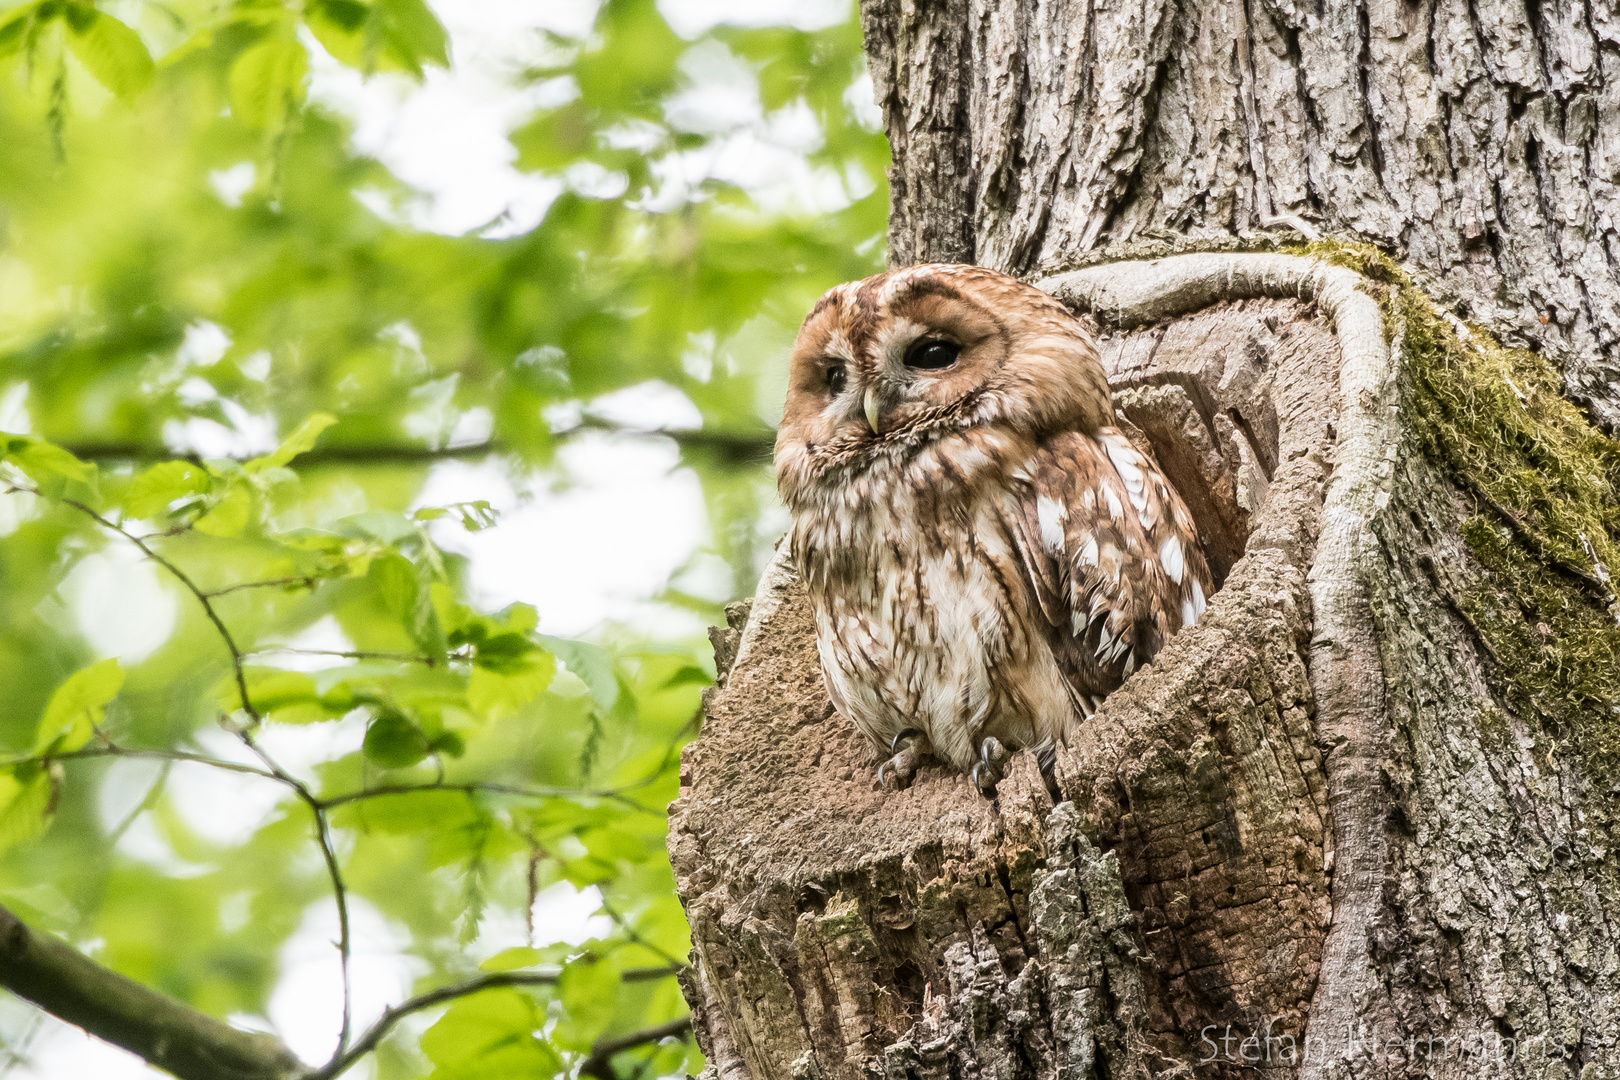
[777,264,1117,505]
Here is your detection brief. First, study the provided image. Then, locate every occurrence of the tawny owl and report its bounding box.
[775,263,1212,797]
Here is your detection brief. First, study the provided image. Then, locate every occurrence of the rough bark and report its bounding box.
[859,0,1620,429]
[0,903,308,1080]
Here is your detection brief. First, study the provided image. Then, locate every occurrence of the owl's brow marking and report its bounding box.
[822,328,856,364]
[889,273,966,305]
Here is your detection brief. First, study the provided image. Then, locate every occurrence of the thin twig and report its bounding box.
[597,896,687,971]
[229,724,354,1055]
[45,744,280,783]
[242,647,441,666]
[58,417,777,469]
[315,780,658,813]
[104,759,172,845]
[308,966,683,1080]
[56,496,255,713]
[577,1016,695,1080]
[42,490,358,1058]
[203,576,320,598]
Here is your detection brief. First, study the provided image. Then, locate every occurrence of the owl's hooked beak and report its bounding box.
[863,386,883,434]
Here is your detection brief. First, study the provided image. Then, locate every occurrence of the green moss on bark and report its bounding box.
[1300,240,1620,769]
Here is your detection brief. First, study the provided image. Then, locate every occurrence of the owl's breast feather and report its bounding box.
[789,453,1073,772]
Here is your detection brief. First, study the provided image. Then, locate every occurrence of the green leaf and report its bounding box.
[0,3,44,60]
[310,662,409,699]
[366,552,441,651]
[1,434,92,485]
[329,788,483,835]
[542,636,619,713]
[553,957,619,1050]
[306,0,448,78]
[414,501,498,531]
[122,461,211,518]
[511,101,593,172]
[193,483,252,537]
[467,651,554,721]
[247,413,336,472]
[420,988,560,1079]
[229,35,308,129]
[64,6,153,100]
[478,946,545,972]
[580,825,651,865]
[222,668,345,724]
[363,707,429,769]
[374,0,450,72]
[33,659,123,757]
[0,766,52,855]
[337,510,419,544]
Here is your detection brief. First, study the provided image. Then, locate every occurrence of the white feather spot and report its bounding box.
[1037,496,1067,554]
[1103,486,1123,520]
[1096,624,1113,656]
[1104,437,1147,501]
[1159,535,1185,585]
[1182,578,1207,627]
[1079,536,1099,567]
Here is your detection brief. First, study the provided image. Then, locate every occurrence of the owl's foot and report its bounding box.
[971,737,1062,801]
[1030,736,1062,802]
[875,729,928,791]
[971,736,1011,798]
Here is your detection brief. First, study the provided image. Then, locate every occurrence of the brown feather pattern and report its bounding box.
[775,264,1212,774]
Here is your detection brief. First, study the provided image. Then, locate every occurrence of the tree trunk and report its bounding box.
[861,0,1620,429]
[671,5,1620,1079]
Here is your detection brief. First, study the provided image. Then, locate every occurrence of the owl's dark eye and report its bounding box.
[905,338,960,370]
[825,365,847,395]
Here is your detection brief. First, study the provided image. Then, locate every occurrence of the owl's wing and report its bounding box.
[1005,427,1211,709]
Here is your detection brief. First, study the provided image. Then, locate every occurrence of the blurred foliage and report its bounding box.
[0,0,886,1076]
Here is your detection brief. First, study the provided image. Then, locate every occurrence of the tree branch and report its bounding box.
[0,904,310,1080]
[0,901,685,1080]
[309,965,684,1080]
[57,418,776,469]
[577,1016,695,1080]
[43,492,360,1057]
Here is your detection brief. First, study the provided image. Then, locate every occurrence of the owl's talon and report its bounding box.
[973,736,1010,798]
[875,729,928,791]
[890,728,924,753]
[1030,736,1062,802]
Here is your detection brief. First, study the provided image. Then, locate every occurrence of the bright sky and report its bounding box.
[14,0,872,1075]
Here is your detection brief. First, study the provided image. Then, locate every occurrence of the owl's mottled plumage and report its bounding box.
[775,263,1212,792]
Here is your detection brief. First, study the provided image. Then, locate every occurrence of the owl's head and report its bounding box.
[775,263,1112,499]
